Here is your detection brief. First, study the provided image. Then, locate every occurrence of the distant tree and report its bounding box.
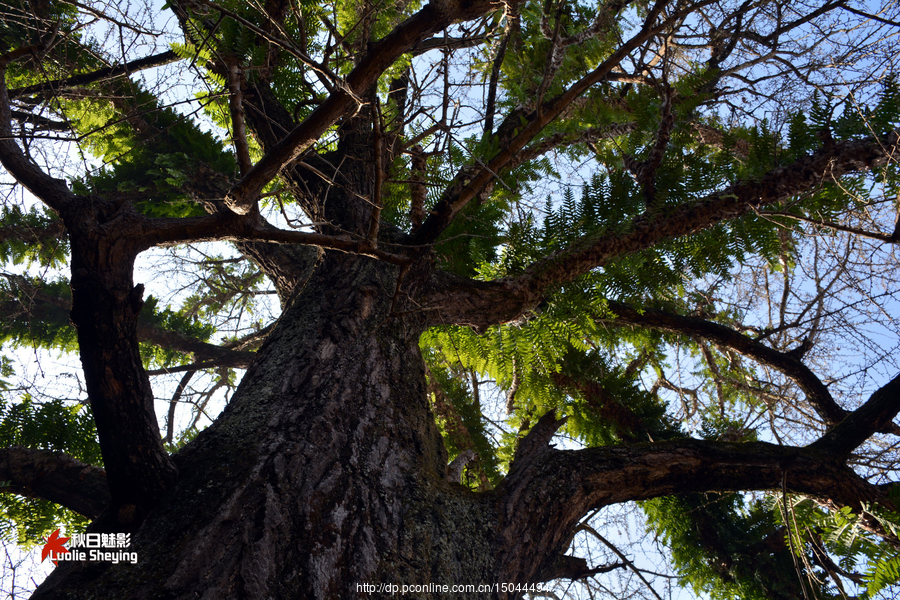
[1,0,900,598]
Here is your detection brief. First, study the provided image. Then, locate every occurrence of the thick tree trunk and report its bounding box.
[34,252,500,599]
[31,246,898,600]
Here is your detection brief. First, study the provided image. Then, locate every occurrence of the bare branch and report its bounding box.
[759,209,900,244]
[8,50,180,99]
[600,300,863,432]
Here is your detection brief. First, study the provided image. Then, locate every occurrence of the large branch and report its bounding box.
[494,413,886,590]
[0,61,77,213]
[1,274,255,369]
[133,211,412,265]
[223,0,515,215]
[810,372,900,459]
[0,447,109,520]
[136,322,255,370]
[423,128,900,329]
[520,130,900,291]
[600,300,897,434]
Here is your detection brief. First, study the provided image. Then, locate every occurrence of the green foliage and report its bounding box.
[558,348,676,446]
[0,495,89,549]
[641,420,834,600]
[499,0,618,107]
[423,348,502,487]
[0,356,14,391]
[776,496,900,599]
[0,277,78,353]
[0,397,101,466]
[0,396,100,545]
[141,296,216,342]
[57,79,235,217]
[0,206,68,267]
[643,491,827,600]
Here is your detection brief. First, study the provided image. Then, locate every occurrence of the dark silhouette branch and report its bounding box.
[759,209,900,244]
[8,50,180,99]
[810,372,900,459]
[0,447,109,520]
[578,524,665,600]
[535,553,625,583]
[165,371,196,445]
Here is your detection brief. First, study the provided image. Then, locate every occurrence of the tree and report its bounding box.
[1,0,900,597]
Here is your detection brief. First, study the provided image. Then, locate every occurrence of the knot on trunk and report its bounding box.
[509,412,567,476]
[446,449,476,483]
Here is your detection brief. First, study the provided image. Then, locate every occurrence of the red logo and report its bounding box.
[41,529,70,565]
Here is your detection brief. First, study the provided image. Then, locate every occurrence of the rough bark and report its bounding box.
[4,3,900,598]
[29,252,899,599]
[494,415,890,591]
[31,252,497,599]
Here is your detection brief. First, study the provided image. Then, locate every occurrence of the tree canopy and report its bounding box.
[2,0,900,598]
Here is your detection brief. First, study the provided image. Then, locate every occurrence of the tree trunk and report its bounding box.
[33,251,501,599]
[29,245,900,600]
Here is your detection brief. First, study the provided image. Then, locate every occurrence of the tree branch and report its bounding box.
[599,300,891,433]
[0,62,77,213]
[759,209,900,244]
[0,447,109,520]
[223,0,519,215]
[535,553,625,583]
[578,524,664,600]
[137,322,256,370]
[225,59,252,177]
[421,128,900,330]
[520,129,900,293]
[410,0,680,245]
[1,273,256,369]
[496,420,886,587]
[8,50,180,99]
[810,372,900,459]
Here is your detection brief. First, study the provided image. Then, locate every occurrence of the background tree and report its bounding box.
[1,0,900,598]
